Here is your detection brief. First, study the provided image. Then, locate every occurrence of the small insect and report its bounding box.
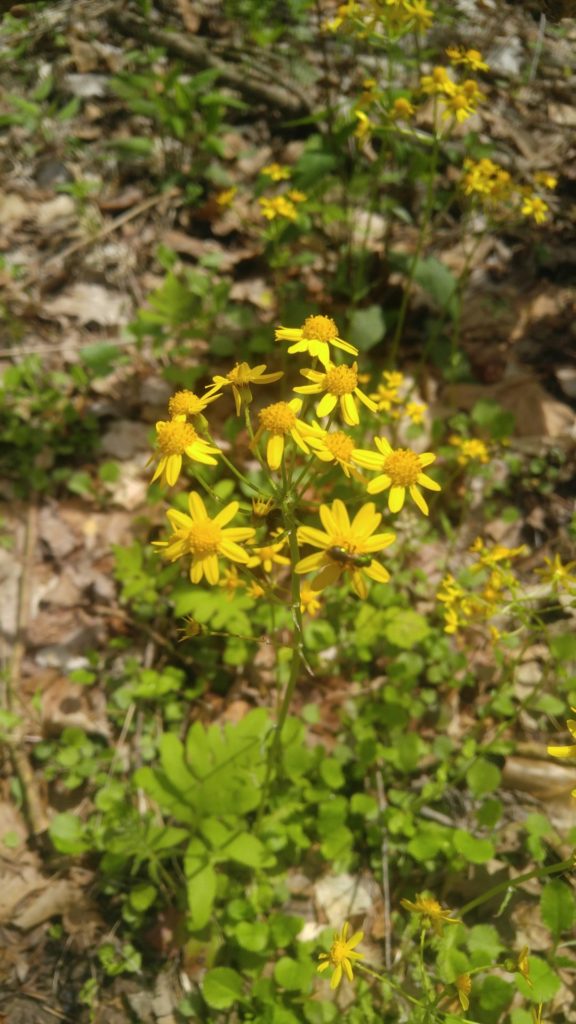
[327,545,373,569]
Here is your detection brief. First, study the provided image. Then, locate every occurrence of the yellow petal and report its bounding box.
[410,484,429,516]
[165,454,182,487]
[341,392,359,426]
[317,392,338,418]
[366,474,390,494]
[188,492,207,520]
[267,435,284,470]
[214,501,239,527]
[389,486,406,512]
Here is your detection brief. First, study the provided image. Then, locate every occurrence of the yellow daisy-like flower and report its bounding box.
[247,580,266,599]
[275,314,358,368]
[317,922,364,989]
[521,195,549,224]
[535,553,576,592]
[207,361,283,416]
[354,437,440,515]
[259,196,298,221]
[296,498,395,599]
[294,362,377,426]
[391,96,416,120]
[287,189,307,203]
[149,416,219,487]
[533,171,557,191]
[168,388,221,420]
[406,0,434,31]
[446,46,489,72]
[153,492,255,584]
[400,894,460,934]
[420,66,453,95]
[455,973,472,1011]
[300,584,322,617]
[354,108,372,141]
[449,435,490,465]
[307,427,364,478]
[253,398,314,471]
[220,565,244,598]
[215,186,237,207]
[547,709,576,793]
[406,401,427,424]
[247,536,290,573]
[261,162,291,181]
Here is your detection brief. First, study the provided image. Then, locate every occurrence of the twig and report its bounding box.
[8,502,50,835]
[375,767,392,971]
[528,13,546,82]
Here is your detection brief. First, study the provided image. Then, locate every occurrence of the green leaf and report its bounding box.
[221,832,265,867]
[466,758,501,796]
[235,921,269,952]
[517,957,561,1003]
[348,305,386,352]
[49,812,89,854]
[471,399,515,440]
[467,924,503,962]
[383,609,430,649]
[80,342,121,376]
[320,758,345,789]
[274,956,314,992]
[453,830,494,864]
[270,913,303,947]
[128,883,157,912]
[185,856,217,931]
[540,879,575,938]
[478,975,513,1013]
[202,967,244,1009]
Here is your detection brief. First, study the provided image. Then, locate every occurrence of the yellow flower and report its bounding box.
[469,538,527,567]
[253,398,314,471]
[220,565,244,598]
[533,171,557,191]
[441,80,484,123]
[405,0,434,31]
[207,362,283,416]
[354,108,372,141]
[455,973,472,1011]
[153,492,256,584]
[296,498,395,599]
[420,66,454,95]
[391,96,415,120]
[287,189,307,203]
[247,536,290,573]
[294,362,377,426]
[400,894,460,934]
[247,580,265,599]
[259,196,298,221]
[215,186,237,207]
[370,372,404,412]
[516,946,532,986]
[406,401,427,424]
[149,417,219,487]
[307,427,364,478]
[168,388,221,419]
[354,437,440,515]
[446,46,489,71]
[535,553,576,592]
[261,162,291,181]
[521,195,549,224]
[276,314,358,368]
[252,495,275,518]
[547,708,576,789]
[462,158,512,200]
[317,922,364,989]
[300,584,322,617]
[449,435,490,465]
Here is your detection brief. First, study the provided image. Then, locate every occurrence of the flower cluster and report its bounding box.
[149,388,222,488]
[461,158,557,223]
[420,60,487,124]
[437,539,526,635]
[448,434,490,466]
[370,369,428,425]
[547,709,576,797]
[257,163,308,222]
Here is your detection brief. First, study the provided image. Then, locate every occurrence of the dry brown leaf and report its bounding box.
[42,284,131,326]
[443,373,576,439]
[41,675,111,739]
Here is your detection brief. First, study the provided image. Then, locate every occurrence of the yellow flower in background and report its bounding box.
[300,584,322,617]
[455,973,472,1011]
[261,162,291,181]
[253,398,314,471]
[534,171,558,190]
[400,894,460,934]
[294,362,377,426]
[516,946,532,986]
[247,536,290,573]
[208,361,283,416]
[547,708,576,788]
[462,158,512,200]
[406,0,434,31]
[276,314,359,368]
[168,388,221,420]
[220,565,244,598]
[370,371,404,412]
[317,922,364,989]
[259,196,298,221]
[442,79,484,123]
[354,437,440,515]
[296,498,395,598]
[307,428,364,478]
[449,435,490,465]
[391,96,416,120]
[287,189,307,203]
[354,108,373,141]
[446,46,489,72]
[420,66,453,95]
[406,401,427,424]
[153,492,255,585]
[247,580,266,599]
[215,186,237,207]
[521,195,549,224]
[149,417,219,487]
[535,553,576,592]
[469,538,527,568]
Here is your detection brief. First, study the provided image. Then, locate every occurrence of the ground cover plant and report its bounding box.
[0,1,575,1023]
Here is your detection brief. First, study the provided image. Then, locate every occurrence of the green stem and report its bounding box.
[460,857,574,917]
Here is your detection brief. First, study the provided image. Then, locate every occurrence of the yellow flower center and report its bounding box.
[383,448,421,486]
[324,365,358,396]
[188,520,222,556]
[418,897,442,916]
[168,391,205,417]
[302,315,338,342]
[329,940,349,965]
[258,402,296,435]
[157,420,198,455]
[227,362,252,385]
[324,432,355,460]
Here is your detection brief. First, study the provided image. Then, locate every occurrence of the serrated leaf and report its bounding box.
[540,879,575,938]
[186,856,217,931]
